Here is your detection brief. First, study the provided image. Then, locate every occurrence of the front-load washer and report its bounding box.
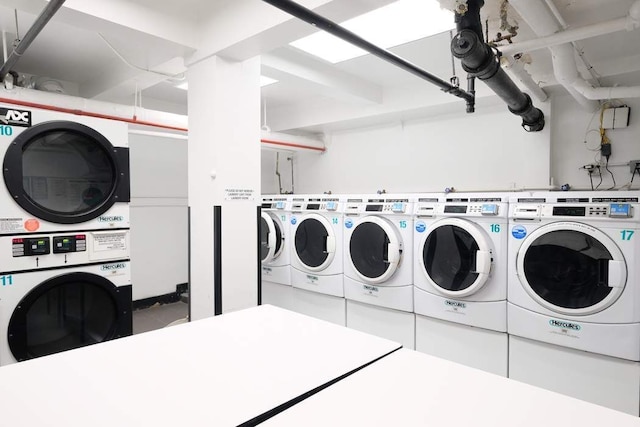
[0,231,132,365]
[260,195,294,311]
[1,104,130,234]
[507,191,640,415]
[413,192,509,376]
[289,195,345,325]
[343,195,415,348]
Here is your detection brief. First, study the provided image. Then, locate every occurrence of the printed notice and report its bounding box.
[0,218,23,232]
[93,232,128,252]
[224,188,255,201]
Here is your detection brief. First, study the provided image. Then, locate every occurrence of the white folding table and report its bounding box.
[0,304,401,427]
[263,348,640,426]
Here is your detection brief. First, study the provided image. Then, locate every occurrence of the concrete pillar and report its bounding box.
[187,55,261,320]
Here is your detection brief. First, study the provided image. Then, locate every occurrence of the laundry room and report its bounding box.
[1,0,640,425]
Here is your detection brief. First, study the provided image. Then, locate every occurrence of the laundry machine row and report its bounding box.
[259,190,640,414]
[0,104,133,365]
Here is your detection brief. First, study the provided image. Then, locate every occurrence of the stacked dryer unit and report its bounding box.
[343,195,415,348]
[289,195,346,325]
[260,195,294,311]
[0,104,132,365]
[413,193,509,376]
[507,191,640,415]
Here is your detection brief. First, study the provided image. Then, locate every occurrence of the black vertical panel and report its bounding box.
[257,205,263,306]
[214,205,223,315]
[187,206,192,322]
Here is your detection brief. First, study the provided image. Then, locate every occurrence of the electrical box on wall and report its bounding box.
[601,107,630,129]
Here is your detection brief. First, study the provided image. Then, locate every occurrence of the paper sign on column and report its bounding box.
[224,188,255,201]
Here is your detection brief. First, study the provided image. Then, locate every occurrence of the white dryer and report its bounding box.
[413,193,508,375]
[289,195,345,325]
[343,195,415,348]
[0,231,132,365]
[508,191,640,415]
[0,104,130,233]
[260,195,294,310]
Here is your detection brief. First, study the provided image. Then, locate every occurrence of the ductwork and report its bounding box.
[0,0,66,81]
[509,0,640,108]
[449,0,545,131]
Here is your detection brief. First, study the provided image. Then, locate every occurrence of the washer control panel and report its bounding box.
[12,237,50,257]
[52,235,87,254]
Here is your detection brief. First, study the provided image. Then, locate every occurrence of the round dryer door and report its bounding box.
[261,212,284,264]
[294,213,336,272]
[349,216,402,284]
[517,222,626,316]
[3,121,129,224]
[8,272,132,362]
[420,218,492,297]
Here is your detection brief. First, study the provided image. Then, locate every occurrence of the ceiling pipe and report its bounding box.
[0,0,66,81]
[499,17,635,56]
[501,55,548,102]
[449,0,545,131]
[509,0,640,106]
[261,0,476,113]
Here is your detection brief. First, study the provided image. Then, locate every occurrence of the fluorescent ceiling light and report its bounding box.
[175,76,278,91]
[290,0,454,64]
[260,76,279,87]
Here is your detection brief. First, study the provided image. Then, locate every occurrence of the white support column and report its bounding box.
[188,55,261,320]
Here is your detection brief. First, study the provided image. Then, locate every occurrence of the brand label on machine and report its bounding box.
[415,221,426,233]
[101,263,127,272]
[306,274,318,284]
[511,225,527,239]
[345,218,353,229]
[98,215,124,223]
[363,285,379,295]
[549,319,581,331]
[445,300,466,309]
[0,108,31,127]
[262,266,272,275]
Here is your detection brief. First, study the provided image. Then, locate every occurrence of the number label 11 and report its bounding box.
[1,275,13,286]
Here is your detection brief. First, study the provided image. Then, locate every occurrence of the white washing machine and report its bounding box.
[508,191,640,415]
[0,231,132,365]
[1,104,130,234]
[413,192,509,376]
[289,195,345,325]
[343,195,415,348]
[260,195,294,311]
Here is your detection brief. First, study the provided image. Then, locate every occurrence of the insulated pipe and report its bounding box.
[501,55,548,102]
[0,0,66,81]
[451,0,545,131]
[573,80,640,100]
[261,0,475,111]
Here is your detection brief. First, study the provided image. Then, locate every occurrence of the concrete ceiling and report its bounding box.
[0,0,637,132]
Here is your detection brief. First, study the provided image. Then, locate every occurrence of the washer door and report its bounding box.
[516,222,627,316]
[3,121,130,224]
[294,213,336,272]
[261,212,284,264]
[349,216,402,284]
[8,272,132,362]
[420,218,492,297]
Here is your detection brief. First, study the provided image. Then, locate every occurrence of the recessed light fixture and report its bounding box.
[290,0,454,64]
[260,76,279,87]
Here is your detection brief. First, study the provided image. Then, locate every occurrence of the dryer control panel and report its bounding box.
[52,235,87,254]
[12,237,50,257]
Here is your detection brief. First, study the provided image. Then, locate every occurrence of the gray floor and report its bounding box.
[132,301,189,334]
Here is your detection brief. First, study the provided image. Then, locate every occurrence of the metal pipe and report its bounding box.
[451,0,545,131]
[0,0,66,81]
[261,0,475,110]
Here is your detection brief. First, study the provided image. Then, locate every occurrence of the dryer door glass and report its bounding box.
[295,218,329,268]
[423,225,479,291]
[3,121,129,224]
[350,222,391,279]
[7,273,127,362]
[523,230,613,309]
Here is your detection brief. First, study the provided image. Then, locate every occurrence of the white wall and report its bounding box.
[129,131,188,301]
[291,99,552,194]
[550,93,640,191]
